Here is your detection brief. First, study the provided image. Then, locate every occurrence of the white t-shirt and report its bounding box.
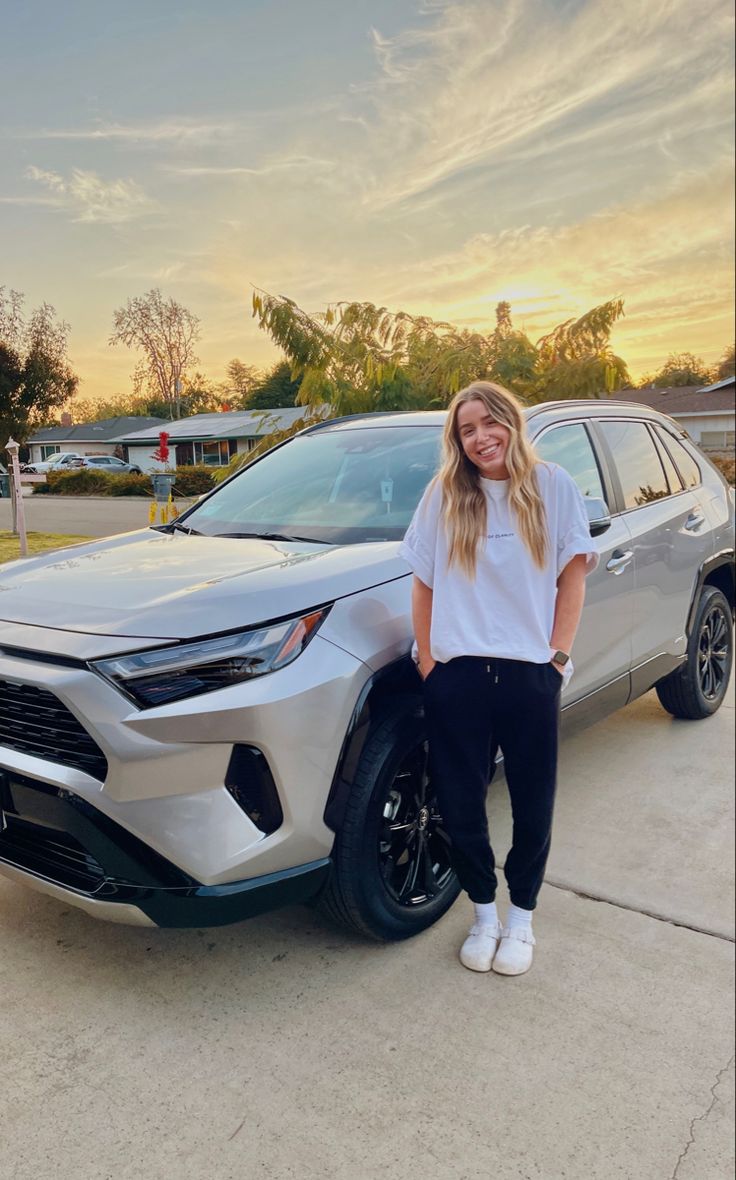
[398,462,598,670]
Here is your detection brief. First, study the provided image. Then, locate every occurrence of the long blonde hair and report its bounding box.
[439,381,548,575]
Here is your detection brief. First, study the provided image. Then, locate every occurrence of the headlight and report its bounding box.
[92,608,329,708]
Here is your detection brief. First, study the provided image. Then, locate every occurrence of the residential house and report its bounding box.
[608,377,735,452]
[27,415,168,468]
[112,406,317,471]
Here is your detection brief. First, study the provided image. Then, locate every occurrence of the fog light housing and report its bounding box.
[225,745,283,835]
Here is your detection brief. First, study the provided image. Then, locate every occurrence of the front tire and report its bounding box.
[320,705,460,941]
[656,586,733,719]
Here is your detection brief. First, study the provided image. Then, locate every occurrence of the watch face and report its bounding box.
[553,651,570,665]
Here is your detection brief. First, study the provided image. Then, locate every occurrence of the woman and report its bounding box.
[398,381,597,976]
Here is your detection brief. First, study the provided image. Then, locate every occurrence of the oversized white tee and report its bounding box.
[398,462,598,669]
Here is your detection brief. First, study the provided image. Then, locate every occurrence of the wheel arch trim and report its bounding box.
[323,656,421,833]
[686,549,735,635]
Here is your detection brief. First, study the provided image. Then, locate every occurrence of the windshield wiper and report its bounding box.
[169,521,202,536]
[213,530,332,545]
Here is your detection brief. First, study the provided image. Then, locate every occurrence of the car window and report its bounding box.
[534,423,607,504]
[598,420,670,509]
[649,427,683,493]
[188,425,443,543]
[654,428,701,489]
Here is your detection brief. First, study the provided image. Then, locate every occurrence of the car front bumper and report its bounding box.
[0,632,366,925]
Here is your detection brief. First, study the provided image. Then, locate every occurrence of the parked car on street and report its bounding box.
[75,455,143,475]
[0,402,733,938]
[21,451,85,474]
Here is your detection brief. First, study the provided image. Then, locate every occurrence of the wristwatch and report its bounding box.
[551,650,570,666]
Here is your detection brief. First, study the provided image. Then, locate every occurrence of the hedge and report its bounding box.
[710,454,735,485]
[33,465,217,497]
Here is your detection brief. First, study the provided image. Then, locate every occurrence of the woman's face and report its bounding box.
[456,399,512,479]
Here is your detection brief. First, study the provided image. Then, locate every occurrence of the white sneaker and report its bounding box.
[459,922,503,972]
[492,926,536,976]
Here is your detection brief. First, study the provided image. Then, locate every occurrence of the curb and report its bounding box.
[22,494,194,503]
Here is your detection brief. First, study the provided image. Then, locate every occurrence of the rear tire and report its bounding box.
[656,586,733,719]
[320,704,460,941]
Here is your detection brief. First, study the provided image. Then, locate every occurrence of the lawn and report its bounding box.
[0,531,88,564]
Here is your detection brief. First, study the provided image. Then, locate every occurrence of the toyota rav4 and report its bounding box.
[0,402,733,939]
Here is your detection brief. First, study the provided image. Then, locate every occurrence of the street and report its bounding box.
[0,494,195,539]
[2,674,733,1180]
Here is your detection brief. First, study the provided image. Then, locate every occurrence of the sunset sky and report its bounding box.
[2,0,734,401]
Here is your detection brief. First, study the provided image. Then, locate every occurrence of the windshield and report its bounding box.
[184,425,442,544]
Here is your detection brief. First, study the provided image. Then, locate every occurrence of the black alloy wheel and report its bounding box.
[320,705,461,940]
[656,585,734,719]
[697,599,731,701]
[378,740,454,908]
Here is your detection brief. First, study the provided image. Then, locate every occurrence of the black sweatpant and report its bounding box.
[423,656,561,910]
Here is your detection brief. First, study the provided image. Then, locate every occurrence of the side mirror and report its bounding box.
[584,496,612,537]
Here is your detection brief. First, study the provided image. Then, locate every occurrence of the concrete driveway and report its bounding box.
[2,674,733,1180]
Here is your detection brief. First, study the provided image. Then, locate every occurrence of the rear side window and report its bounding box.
[649,427,683,494]
[598,420,670,509]
[654,427,701,489]
[534,423,607,504]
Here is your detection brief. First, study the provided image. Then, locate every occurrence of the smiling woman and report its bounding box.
[398,380,598,975]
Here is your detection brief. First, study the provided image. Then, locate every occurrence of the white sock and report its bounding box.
[473,901,499,927]
[506,903,533,930]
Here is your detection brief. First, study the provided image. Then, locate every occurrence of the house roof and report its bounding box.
[697,376,735,394]
[609,384,735,415]
[114,406,317,444]
[29,415,168,444]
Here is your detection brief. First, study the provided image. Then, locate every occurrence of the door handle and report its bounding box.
[606,549,634,574]
[684,512,705,531]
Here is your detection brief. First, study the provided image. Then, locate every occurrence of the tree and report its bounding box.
[245,361,303,409]
[177,371,224,416]
[0,287,78,446]
[223,358,260,408]
[109,289,200,419]
[251,291,629,416]
[527,299,629,401]
[647,352,713,388]
[68,393,164,423]
[715,344,735,381]
[488,302,538,389]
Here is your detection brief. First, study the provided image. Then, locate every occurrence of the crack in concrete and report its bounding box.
[670,1056,734,1179]
[544,878,735,943]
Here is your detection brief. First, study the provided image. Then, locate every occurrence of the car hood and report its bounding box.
[0,529,409,640]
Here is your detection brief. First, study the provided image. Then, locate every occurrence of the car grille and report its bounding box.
[0,815,106,893]
[0,680,108,781]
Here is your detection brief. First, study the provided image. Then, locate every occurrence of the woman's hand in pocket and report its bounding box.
[419,656,437,681]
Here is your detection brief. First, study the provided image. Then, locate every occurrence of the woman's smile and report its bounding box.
[457,400,511,478]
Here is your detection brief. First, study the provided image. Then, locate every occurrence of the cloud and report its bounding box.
[169,155,336,179]
[24,165,156,223]
[347,0,734,213]
[373,161,735,375]
[18,119,238,145]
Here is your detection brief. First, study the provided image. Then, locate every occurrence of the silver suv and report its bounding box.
[0,402,733,938]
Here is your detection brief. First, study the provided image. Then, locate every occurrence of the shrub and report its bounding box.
[106,473,152,496]
[34,464,217,497]
[171,465,216,496]
[710,454,735,485]
[45,468,111,495]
